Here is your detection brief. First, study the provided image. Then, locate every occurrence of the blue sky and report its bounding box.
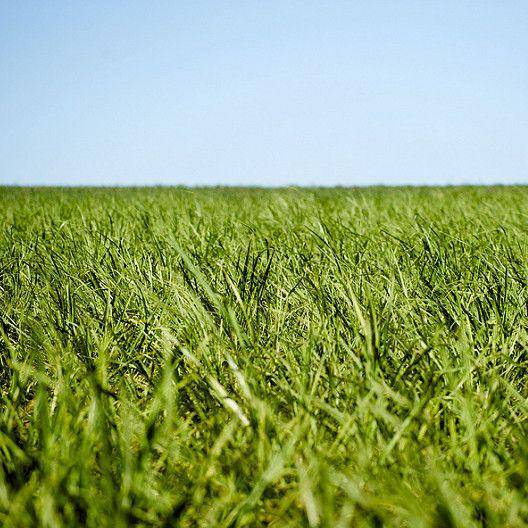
[1,1,527,186]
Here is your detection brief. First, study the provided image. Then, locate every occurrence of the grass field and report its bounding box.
[1,186,528,527]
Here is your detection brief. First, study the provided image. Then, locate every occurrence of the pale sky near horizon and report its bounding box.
[1,1,527,187]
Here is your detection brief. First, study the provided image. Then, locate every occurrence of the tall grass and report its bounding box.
[1,186,527,527]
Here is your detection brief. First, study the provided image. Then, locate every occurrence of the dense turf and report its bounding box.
[1,186,528,527]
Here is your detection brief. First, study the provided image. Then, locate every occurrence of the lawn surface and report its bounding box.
[1,186,528,527]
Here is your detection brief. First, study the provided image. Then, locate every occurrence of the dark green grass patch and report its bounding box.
[1,186,528,527]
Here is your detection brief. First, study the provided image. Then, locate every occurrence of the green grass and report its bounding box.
[1,186,528,527]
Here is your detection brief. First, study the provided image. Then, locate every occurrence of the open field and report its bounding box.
[1,186,528,527]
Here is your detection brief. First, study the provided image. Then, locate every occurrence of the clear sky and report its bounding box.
[1,1,527,187]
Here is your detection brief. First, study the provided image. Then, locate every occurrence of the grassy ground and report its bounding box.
[1,186,528,527]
